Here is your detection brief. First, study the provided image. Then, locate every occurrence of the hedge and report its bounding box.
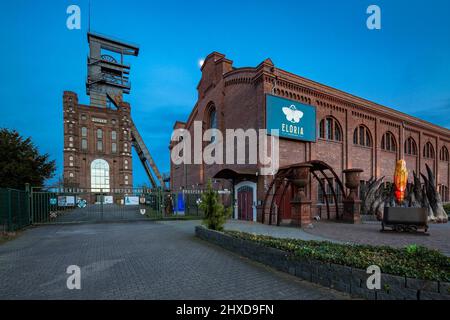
[224,230,450,282]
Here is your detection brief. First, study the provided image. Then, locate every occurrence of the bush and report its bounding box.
[224,230,450,282]
[199,180,231,231]
[443,203,450,214]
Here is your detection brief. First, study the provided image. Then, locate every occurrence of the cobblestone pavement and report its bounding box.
[303,221,450,256]
[0,221,348,300]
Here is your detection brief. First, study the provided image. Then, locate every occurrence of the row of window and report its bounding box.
[318,117,449,160]
[66,157,130,169]
[79,127,129,153]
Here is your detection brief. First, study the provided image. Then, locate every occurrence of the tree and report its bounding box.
[199,179,231,231]
[0,129,56,189]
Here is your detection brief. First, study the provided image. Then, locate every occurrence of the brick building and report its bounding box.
[170,52,450,223]
[63,91,133,191]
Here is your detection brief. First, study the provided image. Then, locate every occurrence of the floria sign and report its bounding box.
[266,94,316,142]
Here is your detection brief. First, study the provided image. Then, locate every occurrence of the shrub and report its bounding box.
[199,180,231,231]
[443,203,450,214]
[224,230,450,281]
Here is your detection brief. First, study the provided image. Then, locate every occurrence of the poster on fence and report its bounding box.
[124,196,139,206]
[58,196,75,207]
[104,196,113,204]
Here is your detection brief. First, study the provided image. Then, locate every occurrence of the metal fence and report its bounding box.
[30,187,207,225]
[0,186,229,230]
[0,188,30,232]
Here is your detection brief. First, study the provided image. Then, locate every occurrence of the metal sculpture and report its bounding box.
[362,163,448,223]
[262,160,347,225]
[394,159,408,204]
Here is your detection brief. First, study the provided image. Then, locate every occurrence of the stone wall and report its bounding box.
[195,226,450,300]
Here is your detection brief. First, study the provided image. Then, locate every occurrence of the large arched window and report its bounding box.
[319,117,342,142]
[404,137,417,156]
[440,146,449,162]
[91,159,110,192]
[381,132,397,152]
[353,125,372,147]
[423,142,435,159]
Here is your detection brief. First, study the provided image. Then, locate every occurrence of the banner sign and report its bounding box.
[266,94,316,142]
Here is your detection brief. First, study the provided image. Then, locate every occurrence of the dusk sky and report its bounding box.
[1,0,449,187]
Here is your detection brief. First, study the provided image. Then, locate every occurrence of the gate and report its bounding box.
[31,187,171,224]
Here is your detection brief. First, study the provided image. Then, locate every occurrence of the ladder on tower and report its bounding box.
[130,119,165,189]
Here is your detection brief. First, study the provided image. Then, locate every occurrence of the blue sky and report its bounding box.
[0,0,449,187]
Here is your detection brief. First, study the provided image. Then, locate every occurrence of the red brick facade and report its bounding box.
[169,52,450,222]
[63,91,133,190]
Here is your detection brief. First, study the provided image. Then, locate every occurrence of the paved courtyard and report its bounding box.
[0,220,348,300]
[304,221,450,256]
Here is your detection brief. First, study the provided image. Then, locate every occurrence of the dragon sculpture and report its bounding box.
[361,164,448,223]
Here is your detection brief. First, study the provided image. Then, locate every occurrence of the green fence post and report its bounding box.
[25,183,31,225]
[157,189,164,218]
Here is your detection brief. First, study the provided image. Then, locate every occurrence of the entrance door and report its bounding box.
[237,186,254,221]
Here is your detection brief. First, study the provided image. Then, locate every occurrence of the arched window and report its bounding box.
[439,146,449,162]
[439,185,449,202]
[91,159,110,192]
[208,106,217,143]
[404,137,417,156]
[423,142,435,159]
[353,125,372,147]
[319,117,342,142]
[381,132,397,152]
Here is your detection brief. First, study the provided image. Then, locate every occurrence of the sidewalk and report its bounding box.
[224,220,336,242]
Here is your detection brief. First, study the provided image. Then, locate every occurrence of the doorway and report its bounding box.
[234,181,257,221]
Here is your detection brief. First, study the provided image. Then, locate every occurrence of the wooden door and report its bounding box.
[237,186,254,221]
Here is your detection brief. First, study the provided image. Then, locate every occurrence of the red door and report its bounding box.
[237,186,254,221]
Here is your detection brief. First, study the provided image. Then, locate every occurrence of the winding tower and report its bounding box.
[63,32,164,191]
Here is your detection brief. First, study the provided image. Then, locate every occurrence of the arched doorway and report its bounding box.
[234,181,257,222]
